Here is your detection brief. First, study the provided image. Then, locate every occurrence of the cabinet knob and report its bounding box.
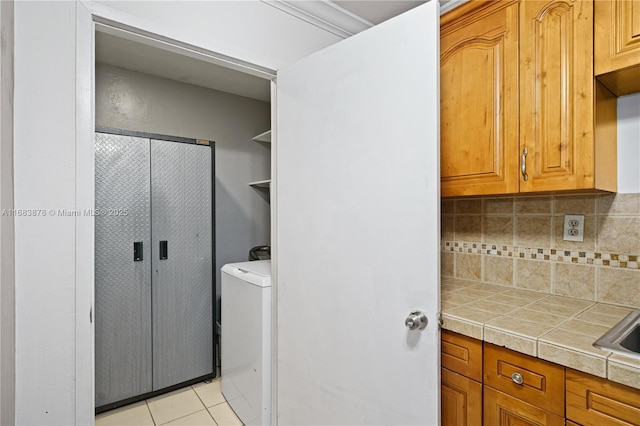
[511,372,524,385]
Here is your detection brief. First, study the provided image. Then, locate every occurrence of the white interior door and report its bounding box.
[274,2,440,425]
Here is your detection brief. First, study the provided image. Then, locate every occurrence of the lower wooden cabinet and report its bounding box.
[441,331,483,426]
[442,368,482,426]
[483,343,565,425]
[566,369,640,426]
[442,329,483,382]
[441,331,640,425]
[484,386,565,426]
[484,343,565,417]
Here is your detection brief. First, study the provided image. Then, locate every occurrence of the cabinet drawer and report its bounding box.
[484,343,565,417]
[441,330,482,382]
[441,368,482,426]
[566,369,640,426]
[484,387,565,426]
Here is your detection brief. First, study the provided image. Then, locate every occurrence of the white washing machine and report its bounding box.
[221,260,271,426]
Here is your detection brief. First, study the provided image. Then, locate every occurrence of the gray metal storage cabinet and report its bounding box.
[95,131,214,410]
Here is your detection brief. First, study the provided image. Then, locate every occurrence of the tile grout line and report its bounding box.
[192,381,231,424]
[147,387,213,426]
[145,400,157,426]
[156,407,215,426]
[595,203,601,303]
[191,383,222,425]
[550,196,557,295]
[191,384,210,411]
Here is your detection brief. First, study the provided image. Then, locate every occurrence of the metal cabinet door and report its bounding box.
[150,139,213,391]
[95,133,152,407]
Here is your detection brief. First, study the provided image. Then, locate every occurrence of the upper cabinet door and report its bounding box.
[275,2,440,425]
[596,0,640,73]
[595,0,640,95]
[440,1,520,197]
[519,0,596,192]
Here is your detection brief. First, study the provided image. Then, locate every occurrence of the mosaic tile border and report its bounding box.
[442,241,640,270]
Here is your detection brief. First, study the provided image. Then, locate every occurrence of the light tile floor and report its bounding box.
[96,379,243,426]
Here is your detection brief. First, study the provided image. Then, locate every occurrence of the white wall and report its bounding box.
[95,62,271,317]
[0,1,15,425]
[14,2,78,424]
[13,2,341,423]
[618,93,640,193]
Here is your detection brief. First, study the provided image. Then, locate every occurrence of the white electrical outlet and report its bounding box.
[563,214,585,242]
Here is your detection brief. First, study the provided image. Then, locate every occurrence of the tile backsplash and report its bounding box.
[441,193,640,308]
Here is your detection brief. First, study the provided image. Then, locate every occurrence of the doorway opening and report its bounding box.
[91,23,273,421]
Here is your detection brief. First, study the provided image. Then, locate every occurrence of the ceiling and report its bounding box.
[96,31,272,102]
[95,1,447,103]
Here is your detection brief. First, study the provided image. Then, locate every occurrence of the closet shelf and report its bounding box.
[252,130,271,144]
[249,179,271,188]
[250,131,271,189]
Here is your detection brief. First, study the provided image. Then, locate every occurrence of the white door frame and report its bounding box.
[74,2,277,422]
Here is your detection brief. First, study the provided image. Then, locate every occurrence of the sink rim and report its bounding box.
[593,309,640,359]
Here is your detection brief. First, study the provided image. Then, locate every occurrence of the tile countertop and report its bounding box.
[440,277,640,391]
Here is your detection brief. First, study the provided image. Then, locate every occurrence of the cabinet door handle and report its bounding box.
[511,372,524,385]
[521,148,529,182]
[133,241,143,262]
[159,240,168,260]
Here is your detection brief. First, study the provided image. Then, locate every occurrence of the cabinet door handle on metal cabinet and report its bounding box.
[159,240,168,260]
[134,241,143,262]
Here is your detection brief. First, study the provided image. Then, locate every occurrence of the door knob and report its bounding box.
[405,311,428,330]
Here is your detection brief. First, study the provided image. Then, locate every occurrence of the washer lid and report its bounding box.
[222,259,271,287]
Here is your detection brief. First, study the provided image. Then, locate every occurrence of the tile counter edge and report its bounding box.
[440,278,640,391]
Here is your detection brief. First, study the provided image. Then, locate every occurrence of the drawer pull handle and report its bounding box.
[511,372,524,385]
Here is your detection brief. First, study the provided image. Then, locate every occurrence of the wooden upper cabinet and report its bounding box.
[595,0,640,95]
[520,0,604,192]
[440,1,519,197]
[440,0,618,197]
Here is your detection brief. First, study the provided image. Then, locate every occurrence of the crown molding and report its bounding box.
[263,0,470,39]
[439,0,470,15]
[262,0,373,39]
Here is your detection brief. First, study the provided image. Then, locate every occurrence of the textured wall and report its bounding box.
[0,0,15,424]
[442,193,640,308]
[96,63,271,317]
